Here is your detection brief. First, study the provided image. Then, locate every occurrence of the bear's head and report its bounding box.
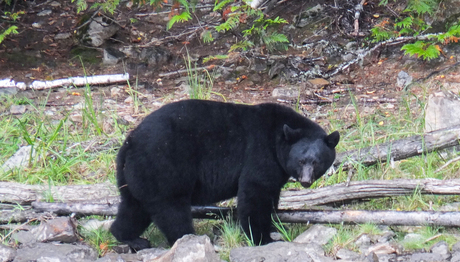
[283,124,340,188]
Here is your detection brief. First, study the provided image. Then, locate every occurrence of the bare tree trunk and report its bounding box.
[334,124,460,171]
[278,179,460,209]
[17,202,460,228]
[3,179,460,209]
[277,210,460,226]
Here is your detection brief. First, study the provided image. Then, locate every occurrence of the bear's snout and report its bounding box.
[299,165,314,188]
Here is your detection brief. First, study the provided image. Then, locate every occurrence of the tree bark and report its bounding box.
[0,182,119,205]
[334,124,460,171]
[278,179,460,209]
[18,202,460,228]
[276,210,460,226]
[3,179,460,209]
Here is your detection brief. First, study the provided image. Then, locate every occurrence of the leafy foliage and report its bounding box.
[0,26,19,44]
[167,11,192,30]
[400,41,441,60]
[373,0,460,60]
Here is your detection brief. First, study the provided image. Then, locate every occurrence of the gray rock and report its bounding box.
[12,230,37,245]
[335,248,361,260]
[453,241,460,252]
[95,253,140,262]
[410,252,445,262]
[365,252,379,262]
[139,47,172,68]
[10,105,26,114]
[13,243,97,262]
[293,225,337,245]
[136,248,168,261]
[1,145,35,173]
[377,231,396,243]
[0,244,16,262]
[0,87,18,96]
[424,91,460,132]
[377,253,397,262]
[451,251,460,262]
[54,33,71,40]
[153,235,219,262]
[33,217,78,243]
[86,17,119,47]
[272,86,300,98]
[268,62,285,79]
[103,47,125,65]
[230,242,332,262]
[49,1,61,7]
[396,71,412,88]
[430,241,450,260]
[37,10,52,16]
[356,234,372,253]
[294,4,324,28]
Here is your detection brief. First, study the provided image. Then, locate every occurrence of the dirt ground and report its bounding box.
[1,0,460,125]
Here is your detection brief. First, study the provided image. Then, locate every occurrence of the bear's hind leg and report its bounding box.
[110,198,152,251]
[145,198,195,246]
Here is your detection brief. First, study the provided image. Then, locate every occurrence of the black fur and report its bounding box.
[110,100,339,250]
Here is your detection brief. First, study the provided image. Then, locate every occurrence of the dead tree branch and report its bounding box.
[14,202,460,228]
[334,124,460,171]
[0,74,129,90]
[277,210,460,226]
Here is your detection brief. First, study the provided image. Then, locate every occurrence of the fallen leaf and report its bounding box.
[308,78,330,86]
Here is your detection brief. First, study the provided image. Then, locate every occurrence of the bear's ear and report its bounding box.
[325,131,340,148]
[283,124,301,141]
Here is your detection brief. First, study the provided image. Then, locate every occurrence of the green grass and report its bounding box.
[2,77,460,260]
[0,86,129,185]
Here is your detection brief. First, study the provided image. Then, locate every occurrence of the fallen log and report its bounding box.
[0,182,119,205]
[277,210,460,226]
[334,124,460,171]
[3,179,460,209]
[20,202,460,228]
[0,73,129,90]
[278,178,460,209]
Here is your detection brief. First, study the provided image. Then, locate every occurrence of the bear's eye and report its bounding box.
[299,159,306,165]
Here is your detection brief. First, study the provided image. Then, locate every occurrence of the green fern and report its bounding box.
[167,11,192,30]
[201,29,214,43]
[215,16,239,32]
[371,27,394,42]
[229,40,254,52]
[72,0,88,13]
[401,41,440,60]
[0,26,18,43]
[213,0,233,11]
[405,0,437,15]
[395,17,414,29]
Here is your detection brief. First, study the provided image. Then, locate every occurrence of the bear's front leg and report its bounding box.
[237,186,278,245]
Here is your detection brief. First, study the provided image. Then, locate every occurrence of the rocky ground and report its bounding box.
[2,0,460,261]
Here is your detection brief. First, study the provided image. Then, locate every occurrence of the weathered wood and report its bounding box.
[277,210,460,226]
[3,179,460,209]
[31,202,233,219]
[334,124,460,171]
[0,182,119,205]
[0,74,130,90]
[16,203,460,228]
[278,179,460,209]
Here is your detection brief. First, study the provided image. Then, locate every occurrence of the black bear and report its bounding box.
[110,100,339,251]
